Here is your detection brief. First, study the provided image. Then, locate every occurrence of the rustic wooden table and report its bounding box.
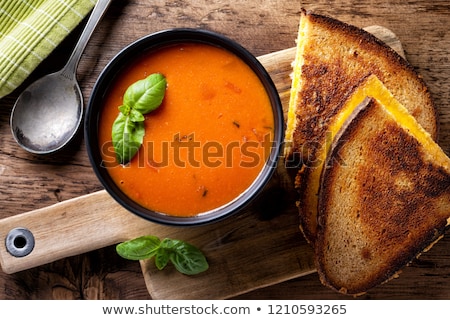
[1,0,450,299]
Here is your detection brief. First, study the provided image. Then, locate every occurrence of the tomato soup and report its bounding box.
[98,42,274,217]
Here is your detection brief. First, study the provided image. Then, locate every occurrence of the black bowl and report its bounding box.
[85,28,284,226]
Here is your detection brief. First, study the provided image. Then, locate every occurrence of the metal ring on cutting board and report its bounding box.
[5,227,35,257]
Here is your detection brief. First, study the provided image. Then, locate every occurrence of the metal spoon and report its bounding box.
[10,0,112,154]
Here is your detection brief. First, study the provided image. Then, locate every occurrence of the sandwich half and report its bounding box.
[285,9,438,243]
[315,94,450,295]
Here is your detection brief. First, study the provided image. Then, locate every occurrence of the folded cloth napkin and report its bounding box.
[0,0,96,99]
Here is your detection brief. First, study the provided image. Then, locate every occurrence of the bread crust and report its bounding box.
[290,9,438,243]
[315,98,450,295]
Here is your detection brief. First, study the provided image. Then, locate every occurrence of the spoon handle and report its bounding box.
[61,0,113,80]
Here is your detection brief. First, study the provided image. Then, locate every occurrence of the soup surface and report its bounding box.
[98,42,274,217]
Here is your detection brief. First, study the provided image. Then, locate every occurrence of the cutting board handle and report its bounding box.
[0,190,161,274]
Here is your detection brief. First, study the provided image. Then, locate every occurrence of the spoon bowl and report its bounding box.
[11,70,83,154]
[10,0,112,154]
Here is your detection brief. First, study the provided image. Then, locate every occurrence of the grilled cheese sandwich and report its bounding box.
[286,9,438,243]
[316,95,450,295]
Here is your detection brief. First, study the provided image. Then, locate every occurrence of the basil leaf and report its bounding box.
[118,105,144,122]
[123,73,167,114]
[112,113,145,164]
[111,73,166,164]
[155,249,170,270]
[161,238,209,275]
[129,108,145,122]
[117,235,209,276]
[118,104,130,116]
[116,235,161,260]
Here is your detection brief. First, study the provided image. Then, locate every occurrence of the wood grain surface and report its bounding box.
[1,0,450,300]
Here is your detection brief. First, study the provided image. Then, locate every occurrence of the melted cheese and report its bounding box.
[284,16,308,156]
[341,75,442,165]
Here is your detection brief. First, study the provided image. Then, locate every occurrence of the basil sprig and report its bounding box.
[112,73,167,164]
[116,235,209,276]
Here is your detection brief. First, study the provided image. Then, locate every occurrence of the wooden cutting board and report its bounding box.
[0,26,404,299]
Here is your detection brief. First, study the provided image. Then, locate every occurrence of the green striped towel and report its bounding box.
[0,0,96,99]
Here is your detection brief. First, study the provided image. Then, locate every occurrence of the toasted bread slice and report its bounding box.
[285,9,438,243]
[315,96,450,296]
